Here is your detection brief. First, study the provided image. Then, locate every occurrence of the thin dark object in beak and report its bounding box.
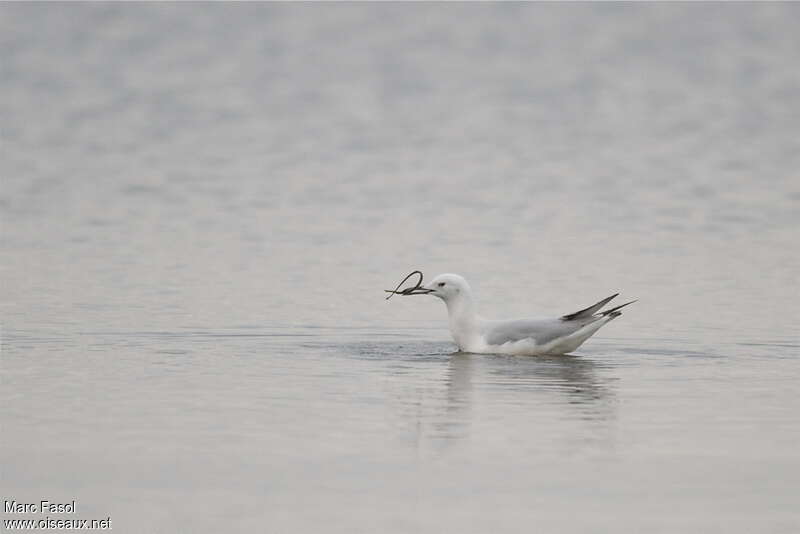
[384,270,432,299]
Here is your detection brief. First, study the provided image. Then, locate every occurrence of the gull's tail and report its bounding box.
[561,293,636,321]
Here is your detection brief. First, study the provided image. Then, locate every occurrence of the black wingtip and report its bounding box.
[600,299,637,317]
[561,293,620,321]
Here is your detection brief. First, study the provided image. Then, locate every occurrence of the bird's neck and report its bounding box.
[445,294,479,342]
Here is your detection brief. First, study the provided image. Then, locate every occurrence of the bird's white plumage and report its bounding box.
[409,273,629,356]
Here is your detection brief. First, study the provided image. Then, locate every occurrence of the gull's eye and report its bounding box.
[437,282,445,287]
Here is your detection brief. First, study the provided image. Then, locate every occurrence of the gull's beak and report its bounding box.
[401,287,433,296]
[383,286,433,297]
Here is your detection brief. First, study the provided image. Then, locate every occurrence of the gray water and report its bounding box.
[2,3,799,533]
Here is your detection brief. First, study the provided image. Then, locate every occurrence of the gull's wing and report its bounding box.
[482,317,600,347]
[482,295,637,347]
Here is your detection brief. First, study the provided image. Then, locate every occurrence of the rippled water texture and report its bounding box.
[2,4,799,533]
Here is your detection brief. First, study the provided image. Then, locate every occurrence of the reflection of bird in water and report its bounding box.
[451,351,618,455]
[431,351,474,441]
[437,351,616,441]
[482,353,614,406]
[384,343,617,456]
[457,350,616,421]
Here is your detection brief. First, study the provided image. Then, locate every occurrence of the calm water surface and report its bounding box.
[2,4,799,533]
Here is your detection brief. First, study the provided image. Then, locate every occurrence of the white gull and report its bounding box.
[396,273,635,355]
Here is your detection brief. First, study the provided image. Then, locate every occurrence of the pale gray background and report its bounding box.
[2,3,799,533]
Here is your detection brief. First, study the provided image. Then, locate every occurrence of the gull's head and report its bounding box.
[422,273,471,302]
